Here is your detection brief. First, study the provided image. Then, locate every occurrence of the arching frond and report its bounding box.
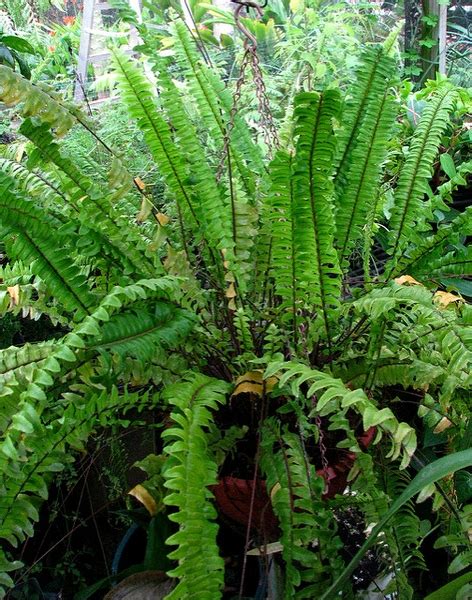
[385,87,457,273]
[0,65,84,136]
[333,45,396,188]
[20,119,156,277]
[0,173,96,319]
[335,89,396,266]
[391,206,472,278]
[162,374,229,599]
[0,158,72,221]
[292,91,342,343]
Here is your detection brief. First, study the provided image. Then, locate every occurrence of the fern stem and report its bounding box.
[364,319,386,392]
[238,446,261,599]
[307,94,332,350]
[175,202,190,261]
[180,7,213,67]
[259,235,273,310]
[362,190,382,287]
[334,314,369,349]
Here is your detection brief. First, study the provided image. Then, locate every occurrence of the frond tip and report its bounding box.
[162,374,230,599]
[386,86,457,273]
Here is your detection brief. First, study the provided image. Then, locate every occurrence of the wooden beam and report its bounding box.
[74,0,151,103]
[89,49,137,64]
[421,0,440,81]
[438,2,447,74]
[75,0,95,101]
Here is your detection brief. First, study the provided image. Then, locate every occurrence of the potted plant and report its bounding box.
[0,18,471,599]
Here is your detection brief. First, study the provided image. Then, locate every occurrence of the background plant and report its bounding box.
[0,9,470,600]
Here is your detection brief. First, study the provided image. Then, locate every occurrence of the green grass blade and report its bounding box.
[424,571,472,600]
[320,449,472,599]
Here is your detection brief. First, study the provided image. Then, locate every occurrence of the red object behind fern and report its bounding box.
[212,427,376,536]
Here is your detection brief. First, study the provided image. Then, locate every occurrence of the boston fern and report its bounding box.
[0,22,471,598]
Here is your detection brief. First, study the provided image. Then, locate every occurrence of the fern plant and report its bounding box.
[0,20,470,599]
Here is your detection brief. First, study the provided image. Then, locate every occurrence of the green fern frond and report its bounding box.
[112,50,208,247]
[232,306,254,355]
[386,87,457,273]
[20,119,156,277]
[0,277,188,433]
[380,465,427,579]
[335,89,396,266]
[390,206,472,278]
[154,57,234,262]
[334,45,396,188]
[92,302,194,361]
[265,359,417,469]
[417,246,472,279]
[162,373,229,599]
[124,45,257,289]
[0,65,79,136]
[231,189,259,292]
[0,158,72,221]
[0,173,97,319]
[0,262,70,326]
[292,91,342,343]
[21,120,93,210]
[432,160,472,208]
[0,341,55,431]
[340,283,472,405]
[172,21,264,186]
[260,419,345,598]
[267,150,298,332]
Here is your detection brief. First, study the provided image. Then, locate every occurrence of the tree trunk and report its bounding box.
[420,0,440,81]
[404,0,422,82]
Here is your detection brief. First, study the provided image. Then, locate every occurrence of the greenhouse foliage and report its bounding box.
[0,0,471,598]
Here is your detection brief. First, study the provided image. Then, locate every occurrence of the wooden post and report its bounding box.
[421,0,447,81]
[213,0,234,39]
[74,0,152,105]
[438,2,447,75]
[75,0,95,101]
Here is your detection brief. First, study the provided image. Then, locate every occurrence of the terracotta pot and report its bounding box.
[213,427,376,534]
[320,425,376,498]
[213,476,279,537]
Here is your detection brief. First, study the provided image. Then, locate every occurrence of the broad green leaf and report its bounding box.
[449,551,472,575]
[424,571,472,600]
[440,153,456,179]
[0,36,35,54]
[320,449,472,599]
